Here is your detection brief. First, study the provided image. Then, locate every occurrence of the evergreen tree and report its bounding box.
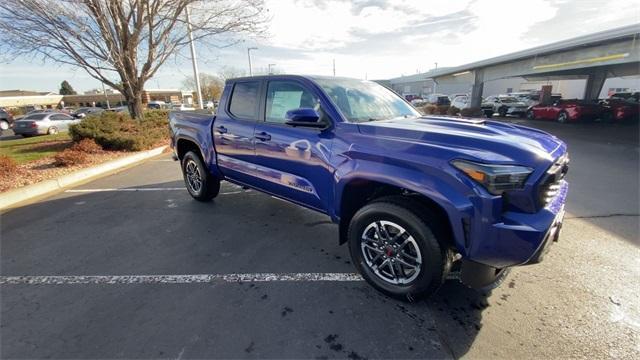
[59,80,77,95]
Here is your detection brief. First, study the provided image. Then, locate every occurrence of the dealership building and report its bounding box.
[387,24,640,102]
[0,89,193,109]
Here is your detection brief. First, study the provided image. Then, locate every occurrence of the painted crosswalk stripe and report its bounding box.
[0,273,364,285]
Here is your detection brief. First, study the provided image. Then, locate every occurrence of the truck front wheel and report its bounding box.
[347,197,448,301]
[181,151,220,201]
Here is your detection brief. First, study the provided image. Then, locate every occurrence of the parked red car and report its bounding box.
[526,99,603,123]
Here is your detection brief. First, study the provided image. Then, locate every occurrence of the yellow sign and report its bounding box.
[533,53,629,70]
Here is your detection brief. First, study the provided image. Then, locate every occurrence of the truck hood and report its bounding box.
[357,116,565,165]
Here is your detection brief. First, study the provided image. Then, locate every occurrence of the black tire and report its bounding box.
[479,268,511,293]
[601,112,614,123]
[556,111,568,123]
[348,196,448,301]
[526,109,535,120]
[498,107,508,117]
[181,151,220,201]
[483,110,493,118]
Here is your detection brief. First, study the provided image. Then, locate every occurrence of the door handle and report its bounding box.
[255,131,271,141]
[216,125,228,134]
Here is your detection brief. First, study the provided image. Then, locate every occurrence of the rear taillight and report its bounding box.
[30,123,38,128]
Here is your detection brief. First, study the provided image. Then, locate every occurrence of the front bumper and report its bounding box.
[524,204,565,264]
[465,180,568,268]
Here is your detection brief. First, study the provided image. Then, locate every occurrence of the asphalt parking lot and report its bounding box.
[1,118,639,359]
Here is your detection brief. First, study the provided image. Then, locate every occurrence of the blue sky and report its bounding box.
[0,0,638,93]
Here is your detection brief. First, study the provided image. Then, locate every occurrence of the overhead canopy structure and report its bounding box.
[428,24,640,107]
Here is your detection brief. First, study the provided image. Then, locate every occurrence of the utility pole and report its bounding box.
[247,47,258,76]
[95,58,110,109]
[100,81,110,109]
[185,6,203,109]
[268,63,275,75]
[434,62,438,70]
[332,59,336,76]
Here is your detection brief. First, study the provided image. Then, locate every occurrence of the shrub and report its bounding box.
[0,155,18,177]
[447,106,460,116]
[72,138,103,154]
[70,110,169,151]
[420,104,437,115]
[436,105,450,115]
[9,107,26,117]
[54,149,88,167]
[460,107,484,117]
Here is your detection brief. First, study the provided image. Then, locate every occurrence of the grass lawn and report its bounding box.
[0,132,72,164]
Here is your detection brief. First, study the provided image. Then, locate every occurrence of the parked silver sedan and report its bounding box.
[13,112,81,137]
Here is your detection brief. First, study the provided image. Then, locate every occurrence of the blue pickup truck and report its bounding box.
[169,75,569,299]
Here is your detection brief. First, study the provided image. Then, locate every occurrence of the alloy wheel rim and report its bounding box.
[559,113,567,122]
[0,121,8,130]
[360,220,422,285]
[185,160,202,193]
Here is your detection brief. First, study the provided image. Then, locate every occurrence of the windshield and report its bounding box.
[499,97,519,103]
[313,78,420,122]
[24,114,47,120]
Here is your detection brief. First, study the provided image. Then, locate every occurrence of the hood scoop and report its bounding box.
[419,115,485,125]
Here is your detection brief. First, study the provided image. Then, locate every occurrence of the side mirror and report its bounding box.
[285,108,325,128]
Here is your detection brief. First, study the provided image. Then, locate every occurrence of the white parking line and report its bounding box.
[65,188,248,195]
[65,188,186,192]
[0,273,364,285]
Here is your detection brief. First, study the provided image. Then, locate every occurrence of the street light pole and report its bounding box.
[185,6,203,109]
[95,58,110,109]
[247,47,258,76]
[268,63,275,74]
[100,81,110,109]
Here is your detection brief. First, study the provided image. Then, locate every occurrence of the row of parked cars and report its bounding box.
[4,110,81,137]
[0,106,126,137]
[0,101,203,137]
[416,91,639,123]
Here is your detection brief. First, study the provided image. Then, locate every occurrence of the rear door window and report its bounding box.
[229,81,260,119]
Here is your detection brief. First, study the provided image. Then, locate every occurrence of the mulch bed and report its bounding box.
[1,151,132,193]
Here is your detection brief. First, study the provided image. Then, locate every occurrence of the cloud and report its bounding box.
[264,0,472,50]
[2,0,637,91]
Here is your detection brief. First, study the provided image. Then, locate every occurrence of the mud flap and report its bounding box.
[460,260,507,289]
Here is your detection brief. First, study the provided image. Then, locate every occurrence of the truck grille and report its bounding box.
[538,153,569,207]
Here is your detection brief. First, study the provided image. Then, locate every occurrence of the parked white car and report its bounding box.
[484,95,529,117]
[451,95,495,117]
[13,112,80,137]
[172,104,195,111]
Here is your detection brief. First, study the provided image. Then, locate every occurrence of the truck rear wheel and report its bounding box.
[181,151,220,201]
[347,197,448,301]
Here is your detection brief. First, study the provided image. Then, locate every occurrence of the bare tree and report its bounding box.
[0,0,267,118]
[217,65,247,81]
[181,73,224,102]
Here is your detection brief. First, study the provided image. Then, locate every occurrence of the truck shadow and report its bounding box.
[1,181,487,359]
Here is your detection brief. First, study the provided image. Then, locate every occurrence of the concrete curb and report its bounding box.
[0,146,168,210]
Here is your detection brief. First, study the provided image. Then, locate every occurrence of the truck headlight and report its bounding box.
[451,160,533,195]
